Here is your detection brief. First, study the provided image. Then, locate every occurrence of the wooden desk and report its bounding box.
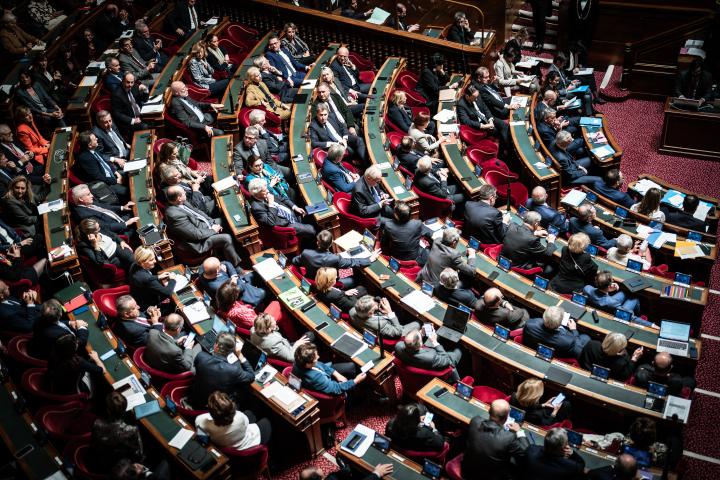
[337,445,450,480]
[210,135,260,254]
[581,114,623,173]
[248,250,398,405]
[659,97,720,161]
[627,174,720,225]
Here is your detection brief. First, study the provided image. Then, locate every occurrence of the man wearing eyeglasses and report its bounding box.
[132,22,169,69]
[169,81,225,139]
[330,47,371,97]
[266,34,312,87]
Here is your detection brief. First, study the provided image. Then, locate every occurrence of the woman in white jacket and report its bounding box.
[195,392,271,450]
[494,47,539,95]
[250,312,315,363]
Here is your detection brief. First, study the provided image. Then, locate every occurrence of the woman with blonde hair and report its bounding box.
[188,41,229,97]
[244,67,291,121]
[156,141,213,194]
[75,218,135,271]
[250,311,313,363]
[548,232,598,294]
[320,66,364,116]
[630,187,665,222]
[509,378,572,426]
[281,23,316,66]
[579,332,643,381]
[388,90,436,136]
[314,267,367,313]
[129,246,178,315]
[1,174,51,237]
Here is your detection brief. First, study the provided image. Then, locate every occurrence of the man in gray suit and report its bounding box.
[164,185,242,266]
[117,37,158,88]
[395,328,463,383]
[474,287,529,330]
[349,295,422,340]
[416,227,477,289]
[232,126,292,180]
[92,110,131,163]
[145,313,201,374]
[169,81,224,138]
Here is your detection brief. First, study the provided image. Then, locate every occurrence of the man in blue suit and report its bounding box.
[33,300,89,360]
[74,131,129,200]
[522,306,591,359]
[71,184,138,239]
[292,342,364,397]
[266,35,311,86]
[550,131,602,187]
[569,204,616,249]
[114,296,163,348]
[582,270,655,327]
[92,110,131,162]
[536,107,584,157]
[0,216,44,259]
[321,144,357,194]
[198,256,268,306]
[526,186,568,234]
[396,136,445,172]
[0,280,41,333]
[103,57,124,93]
[666,194,707,232]
[132,23,169,69]
[592,169,636,209]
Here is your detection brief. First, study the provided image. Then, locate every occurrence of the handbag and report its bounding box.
[175,137,192,165]
[87,181,120,205]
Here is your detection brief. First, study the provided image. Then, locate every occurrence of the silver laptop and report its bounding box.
[657,320,691,356]
[673,97,701,110]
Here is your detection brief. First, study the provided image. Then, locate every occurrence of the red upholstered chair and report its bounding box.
[63,437,106,480]
[239,107,282,134]
[165,230,210,265]
[35,401,101,444]
[218,445,270,480]
[393,442,451,468]
[333,192,378,235]
[396,71,419,91]
[484,244,544,279]
[388,88,425,107]
[164,110,211,159]
[226,23,258,41]
[349,52,374,71]
[648,265,705,287]
[90,95,111,116]
[78,254,127,288]
[446,453,465,480]
[4,278,37,298]
[92,285,129,324]
[471,386,507,404]
[380,255,418,268]
[217,37,248,65]
[282,367,347,427]
[8,336,46,369]
[547,420,573,430]
[152,138,175,155]
[186,84,211,102]
[257,224,301,255]
[384,114,405,135]
[22,368,90,409]
[161,378,208,424]
[150,30,177,48]
[393,357,453,400]
[133,347,193,391]
[466,142,500,165]
[459,125,489,145]
[412,185,454,220]
[387,132,403,153]
[399,266,422,283]
[482,167,529,207]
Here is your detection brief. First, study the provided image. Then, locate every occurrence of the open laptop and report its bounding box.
[436,304,470,342]
[197,315,232,351]
[657,320,691,356]
[644,381,668,412]
[673,97,701,110]
[673,272,692,287]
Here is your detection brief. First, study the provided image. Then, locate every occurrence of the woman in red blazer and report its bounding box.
[14,106,50,164]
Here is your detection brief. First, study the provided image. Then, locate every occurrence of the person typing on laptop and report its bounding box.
[582,271,657,328]
[674,58,713,106]
[634,352,696,397]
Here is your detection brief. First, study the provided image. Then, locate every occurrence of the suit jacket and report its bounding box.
[94,13,127,46]
[550,141,586,182]
[500,222,556,270]
[16,84,57,116]
[111,84,149,132]
[525,199,568,234]
[0,218,23,253]
[666,211,705,232]
[0,164,42,198]
[315,286,367,314]
[534,100,551,121]
[329,57,363,92]
[308,116,349,150]
[462,417,530,480]
[146,329,202,374]
[387,104,414,132]
[522,317,586,359]
[75,149,120,186]
[592,181,635,209]
[0,297,41,333]
[73,202,130,234]
[249,194,298,228]
[396,149,425,172]
[170,96,213,131]
[159,180,211,215]
[132,35,162,63]
[0,141,29,164]
[250,328,298,363]
[430,282,479,310]
[1,184,51,236]
[464,201,507,245]
[261,70,295,102]
[414,170,454,201]
[341,7,365,19]
[395,340,457,372]
[165,0,200,34]
[311,94,355,128]
[76,229,124,266]
[548,247,598,294]
[578,339,636,381]
[447,23,474,44]
[417,241,476,284]
[321,159,355,194]
[674,69,713,102]
[292,360,355,396]
[190,352,255,409]
[415,67,450,103]
[258,128,286,158]
[536,121,560,148]
[523,445,586,480]
[293,248,370,282]
[104,72,123,93]
[349,309,405,339]
[477,82,510,119]
[92,123,130,160]
[350,176,383,222]
[114,318,162,349]
[457,95,493,130]
[198,261,266,307]
[266,48,307,80]
[32,322,89,360]
[232,139,281,173]
[16,122,49,161]
[634,365,688,398]
[569,217,616,249]
[117,51,153,82]
[474,297,528,330]
[0,26,39,57]
[128,263,177,312]
[586,466,627,480]
[165,203,220,254]
[380,219,432,262]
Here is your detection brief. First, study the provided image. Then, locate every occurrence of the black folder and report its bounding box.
[559,300,587,320]
[544,366,572,386]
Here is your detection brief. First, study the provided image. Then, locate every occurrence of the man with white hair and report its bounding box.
[350,165,394,231]
[537,107,584,156]
[256,55,298,102]
[569,204,616,249]
[321,143,357,194]
[416,227,477,288]
[158,164,215,215]
[248,109,289,164]
[233,125,291,179]
[169,81,225,138]
[308,102,368,165]
[500,210,557,276]
[430,268,480,311]
[524,428,586,479]
[523,305,590,358]
[132,22,168,69]
[71,184,138,239]
[395,328,464,382]
[414,156,468,215]
[525,186,568,234]
[248,178,319,242]
[606,234,652,270]
[550,130,601,187]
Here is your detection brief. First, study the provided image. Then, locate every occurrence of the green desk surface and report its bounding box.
[45,129,73,250]
[353,447,430,480]
[221,31,275,115]
[513,98,558,180]
[211,136,252,229]
[627,177,719,220]
[130,131,162,229]
[365,58,414,202]
[0,384,62,476]
[151,26,211,96]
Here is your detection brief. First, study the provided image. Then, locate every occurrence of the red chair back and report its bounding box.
[333,192,378,235]
[160,379,208,424]
[466,142,499,165]
[384,114,406,135]
[387,132,403,153]
[312,148,327,168]
[90,95,111,116]
[389,88,425,107]
[150,30,177,48]
[281,367,346,426]
[393,357,453,399]
[186,84,211,102]
[217,37,247,54]
[446,453,465,480]
[226,23,258,41]
[459,125,489,145]
[396,71,419,91]
[133,347,193,390]
[393,442,450,467]
[78,254,126,286]
[412,185,453,220]
[153,138,176,155]
[165,230,211,265]
[3,278,36,300]
[21,368,89,407]
[92,285,130,323]
[63,437,106,479]
[471,386,507,404]
[8,336,47,368]
[218,445,270,480]
[348,52,374,71]
[68,166,85,188]
[35,401,101,444]
[256,224,300,254]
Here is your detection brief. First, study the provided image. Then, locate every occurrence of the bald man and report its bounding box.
[525,186,568,234]
[169,81,224,138]
[587,454,643,480]
[635,352,696,397]
[463,399,530,480]
[145,313,201,374]
[197,256,268,307]
[474,287,529,330]
[330,47,372,97]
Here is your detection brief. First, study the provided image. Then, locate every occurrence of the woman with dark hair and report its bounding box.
[203,34,238,75]
[53,42,83,86]
[631,187,665,222]
[75,218,136,272]
[215,281,260,330]
[415,53,460,112]
[89,391,144,471]
[563,40,605,105]
[244,154,300,205]
[385,403,444,452]
[48,333,106,397]
[540,71,562,98]
[409,111,446,157]
[76,28,100,66]
[31,53,74,108]
[195,391,272,449]
[281,23,316,66]
[16,68,66,130]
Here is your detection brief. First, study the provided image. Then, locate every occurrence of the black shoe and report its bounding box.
[369,392,389,404]
[336,457,347,469]
[594,97,607,105]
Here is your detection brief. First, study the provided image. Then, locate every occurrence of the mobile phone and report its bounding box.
[488,271,499,281]
[525,291,534,300]
[381,280,395,289]
[138,196,150,202]
[433,387,449,398]
[13,444,33,459]
[315,321,329,332]
[624,330,634,340]
[381,172,388,177]
[423,412,434,426]
[689,346,698,358]
[551,393,565,407]
[258,371,272,383]
[183,332,196,347]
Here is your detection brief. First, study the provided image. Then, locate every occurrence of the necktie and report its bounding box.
[88,205,124,222]
[473,102,487,122]
[147,38,160,62]
[135,317,150,326]
[371,185,381,203]
[260,85,275,105]
[324,123,340,142]
[338,163,353,183]
[251,144,260,156]
[182,98,205,122]
[92,151,114,178]
[690,75,699,99]
[343,65,357,86]
[189,5,198,29]
[328,98,345,124]
[130,53,145,68]
[128,90,141,117]
[180,204,212,228]
[278,51,296,75]
[273,202,295,223]
[8,143,22,158]
[486,85,502,101]
[107,128,127,158]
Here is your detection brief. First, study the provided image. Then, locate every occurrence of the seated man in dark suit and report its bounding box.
[675,58,714,106]
[71,184,139,240]
[635,352,696,398]
[475,287,529,330]
[33,299,88,360]
[248,109,290,165]
[500,210,557,277]
[165,0,205,43]
[582,270,654,327]
[587,454,640,480]
[464,185,511,245]
[92,110,131,162]
[0,280,40,333]
[341,0,373,19]
[396,136,445,172]
[387,3,419,31]
[666,194,706,232]
[321,144,357,194]
[198,256,268,306]
[395,328,463,383]
[110,72,149,135]
[114,295,162,349]
[103,57,124,93]
[169,81,224,138]
[232,126,291,180]
[0,124,43,177]
[534,90,576,126]
[0,216,44,264]
[293,229,378,288]
[456,85,510,154]
[524,428,586,480]
[350,165,394,232]
[523,306,590,359]
[330,47,371,97]
[256,55,298,102]
[94,4,131,49]
[132,23,169,70]
[537,107,584,157]
[158,164,215,216]
[473,66,520,120]
[416,227,476,288]
[266,34,311,86]
[380,200,432,267]
[569,204,617,249]
[292,342,364,397]
[190,331,255,409]
[74,131,129,200]
[312,82,358,136]
[592,169,636,209]
[414,157,468,216]
[146,313,202,375]
[430,268,480,310]
[447,12,481,45]
[117,38,158,90]
[550,131,602,187]
[526,186,569,234]
[308,103,368,165]
[0,150,44,198]
[248,178,319,245]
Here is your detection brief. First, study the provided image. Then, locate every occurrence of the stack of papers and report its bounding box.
[591,145,614,159]
[87,61,104,69]
[205,17,219,25]
[335,230,363,250]
[253,258,285,281]
[510,96,528,107]
[687,48,706,59]
[580,117,602,127]
[32,44,46,51]
[183,300,210,324]
[112,375,147,411]
[433,109,455,122]
[79,76,98,87]
[474,30,492,39]
[648,231,676,248]
[212,176,237,192]
[685,39,704,48]
[675,241,704,259]
[575,68,594,75]
[693,201,712,220]
[141,103,164,114]
[565,98,581,109]
[587,131,607,143]
[518,75,536,88]
[561,190,587,207]
[634,178,663,195]
[366,7,391,24]
[662,190,685,208]
[534,161,548,170]
[438,89,457,103]
[278,287,310,310]
[168,429,194,449]
[515,59,538,68]
[123,159,147,172]
[400,290,436,314]
[663,396,691,423]
[38,200,65,214]
[104,49,119,54]
[438,123,459,134]
[173,275,189,292]
[145,95,164,105]
[49,244,72,260]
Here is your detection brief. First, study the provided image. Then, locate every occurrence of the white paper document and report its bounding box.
[183,300,210,324]
[125,392,147,411]
[123,159,147,172]
[634,178,662,195]
[87,61,104,69]
[510,96,528,107]
[366,7,391,24]
[168,428,194,449]
[140,104,164,114]
[145,95,164,105]
[666,193,684,207]
[515,59,538,68]
[38,200,65,215]
[341,424,376,457]
[80,76,98,87]
[172,275,189,292]
[212,176,237,192]
[361,360,375,373]
[255,365,278,383]
[533,162,548,170]
[393,186,405,194]
[273,386,300,406]
[561,190,587,207]
[687,48,706,59]
[474,30,492,39]
[334,230,364,250]
[205,17,219,25]
[677,243,704,259]
[574,68,594,75]
[377,162,392,170]
[685,39,703,48]
[438,123,459,134]
[253,258,285,281]
[113,375,147,402]
[401,290,436,314]
[663,396,691,423]
[693,201,712,220]
[433,109,455,122]
[120,30,134,38]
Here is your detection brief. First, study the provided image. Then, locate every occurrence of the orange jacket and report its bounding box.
[16,122,49,164]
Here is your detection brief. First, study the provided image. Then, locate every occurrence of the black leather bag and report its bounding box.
[87,180,119,205]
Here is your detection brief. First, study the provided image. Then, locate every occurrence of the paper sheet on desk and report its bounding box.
[38,200,65,215]
[140,104,164,114]
[212,176,237,192]
[665,193,684,207]
[80,76,98,87]
[172,275,189,292]
[634,179,662,195]
[104,49,119,54]
[438,123,458,134]
[574,68,594,75]
[693,201,712,220]
[341,424,376,457]
[515,59,538,68]
[273,386,300,407]
[123,159,147,172]
[401,290,436,314]
[168,428,194,449]
[377,162,392,170]
[334,230,364,250]
[205,17,219,25]
[183,301,210,324]
[438,89,456,103]
[87,61,104,69]
[393,186,405,195]
[533,162,548,170]
[433,109,455,122]
[432,229,443,240]
[663,396,690,423]
[687,48,706,59]
[113,376,146,402]
[253,258,285,282]
[125,392,146,411]
[561,189,586,207]
[145,95,164,105]
[675,242,704,259]
[256,365,278,384]
[511,96,528,107]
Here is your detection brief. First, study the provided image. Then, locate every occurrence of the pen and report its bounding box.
[529,432,536,444]
[115,361,121,371]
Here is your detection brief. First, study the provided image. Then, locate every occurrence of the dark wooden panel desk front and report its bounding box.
[659,97,720,161]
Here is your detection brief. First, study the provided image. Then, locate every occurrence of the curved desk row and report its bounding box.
[581,113,623,172]
[627,174,720,224]
[338,444,451,480]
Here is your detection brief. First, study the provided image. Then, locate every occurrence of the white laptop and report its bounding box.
[656,320,691,356]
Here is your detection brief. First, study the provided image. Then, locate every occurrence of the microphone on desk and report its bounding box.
[491,161,516,211]
[374,296,386,358]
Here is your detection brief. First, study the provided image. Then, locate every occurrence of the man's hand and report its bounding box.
[428,330,439,345]
[344,288,359,297]
[547,234,556,243]
[438,170,448,180]
[175,28,185,36]
[293,205,306,216]
[364,8,374,16]
[125,216,139,226]
[191,180,201,191]
[578,166,587,174]
[567,318,576,330]
[369,250,381,262]
[133,118,142,124]
[42,173,52,184]
[115,172,125,185]
[563,445,574,457]
[22,291,35,305]
[467,248,476,258]
[266,193,274,207]
[353,372,367,384]
[120,241,132,251]
[280,103,290,110]
[20,237,33,246]
[205,125,214,137]
[373,464,393,478]
[147,305,161,324]
[287,78,294,87]
[608,282,620,293]
[379,297,392,315]
[502,213,512,224]
[508,421,521,433]
[535,229,548,238]
[234,343,245,361]
[114,158,126,168]
[123,201,135,211]
[408,24,420,32]
[505,302,514,311]
[211,224,222,233]
[632,346,643,360]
